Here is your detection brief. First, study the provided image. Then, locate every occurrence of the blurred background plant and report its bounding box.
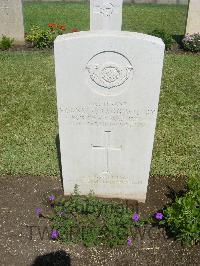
[26,24,65,49]
[150,29,175,50]
[0,35,14,50]
[182,33,200,52]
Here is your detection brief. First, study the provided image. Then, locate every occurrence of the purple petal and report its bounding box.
[127,237,133,246]
[49,195,55,202]
[35,208,42,216]
[132,213,140,222]
[51,229,59,239]
[154,212,163,220]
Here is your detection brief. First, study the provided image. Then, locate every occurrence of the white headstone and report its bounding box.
[186,0,200,34]
[54,1,165,203]
[0,0,24,44]
[90,0,123,31]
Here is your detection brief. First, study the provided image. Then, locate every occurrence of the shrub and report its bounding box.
[159,177,200,246]
[182,33,200,53]
[26,24,65,49]
[150,29,174,50]
[0,35,14,50]
[49,187,136,247]
[37,179,200,247]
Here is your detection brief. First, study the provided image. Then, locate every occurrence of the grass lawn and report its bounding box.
[23,2,188,35]
[0,52,199,178]
[0,3,199,179]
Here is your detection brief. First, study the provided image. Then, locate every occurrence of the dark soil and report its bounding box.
[0,174,199,266]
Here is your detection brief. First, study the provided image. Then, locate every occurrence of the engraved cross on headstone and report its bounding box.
[92,131,122,175]
[90,1,123,177]
[90,0,123,31]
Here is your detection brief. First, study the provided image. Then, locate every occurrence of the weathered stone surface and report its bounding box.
[24,0,189,4]
[186,0,200,34]
[54,31,164,202]
[90,0,123,31]
[0,0,24,44]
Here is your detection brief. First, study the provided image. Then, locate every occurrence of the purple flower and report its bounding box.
[154,212,163,220]
[35,208,42,217]
[132,213,140,222]
[127,237,133,246]
[49,195,55,202]
[51,229,59,239]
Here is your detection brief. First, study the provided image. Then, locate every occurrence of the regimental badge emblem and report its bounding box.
[99,3,114,17]
[87,62,133,89]
[86,51,134,95]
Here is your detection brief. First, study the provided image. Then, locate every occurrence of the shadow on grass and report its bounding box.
[172,34,184,46]
[31,250,71,266]
[56,134,63,189]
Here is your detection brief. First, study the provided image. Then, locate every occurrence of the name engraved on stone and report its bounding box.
[59,102,156,127]
[92,130,122,177]
[86,51,133,95]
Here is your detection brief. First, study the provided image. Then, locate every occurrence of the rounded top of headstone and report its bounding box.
[54,31,165,48]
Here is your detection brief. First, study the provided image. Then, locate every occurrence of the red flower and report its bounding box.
[48,23,57,28]
[59,25,65,31]
[71,28,79,33]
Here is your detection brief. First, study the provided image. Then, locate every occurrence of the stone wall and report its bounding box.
[23,0,189,5]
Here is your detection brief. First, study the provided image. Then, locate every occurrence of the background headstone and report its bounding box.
[186,0,200,34]
[24,0,189,4]
[90,0,123,31]
[0,0,24,44]
[55,0,165,203]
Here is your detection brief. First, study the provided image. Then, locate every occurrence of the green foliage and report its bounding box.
[160,178,200,246]
[26,25,63,49]
[49,180,200,248]
[50,187,139,247]
[150,29,174,50]
[182,33,200,53]
[0,35,14,50]
[188,177,200,192]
